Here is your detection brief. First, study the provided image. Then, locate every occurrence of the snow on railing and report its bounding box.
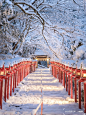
[50,60,86,113]
[0,58,37,109]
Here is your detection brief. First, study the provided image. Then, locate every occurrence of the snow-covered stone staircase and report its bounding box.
[0,67,84,115]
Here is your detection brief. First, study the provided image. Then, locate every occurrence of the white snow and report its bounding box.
[74,45,86,61]
[0,60,4,67]
[0,57,31,68]
[33,49,48,56]
[4,60,10,68]
[77,59,86,69]
[0,67,85,115]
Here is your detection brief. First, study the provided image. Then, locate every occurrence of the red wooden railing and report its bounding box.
[50,61,86,113]
[0,59,37,109]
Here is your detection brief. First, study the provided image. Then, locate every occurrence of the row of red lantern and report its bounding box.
[0,60,37,109]
[50,61,86,113]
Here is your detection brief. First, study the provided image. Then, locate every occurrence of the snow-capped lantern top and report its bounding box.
[10,59,15,67]
[72,63,76,69]
[4,60,10,68]
[61,59,66,65]
[64,60,76,68]
[77,60,86,69]
[32,59,37,62]
[77,61,82,69]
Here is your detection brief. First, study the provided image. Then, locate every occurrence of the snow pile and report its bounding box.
[0,57,32,68]
[50,59,86,69]
[77,59,86,69]
[73,45,86,61]
[0,60,4,67]
[61,59,76,67]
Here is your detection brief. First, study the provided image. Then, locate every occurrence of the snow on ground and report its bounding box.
[0,67,85,115]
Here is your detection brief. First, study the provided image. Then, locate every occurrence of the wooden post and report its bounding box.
[10,74,12,96]
[47,58,49,68]
[63,71,65,88]
[75,78,77,103]
[55,66,57,78]
[79,81,81,108]
[41,102,43,115]
[7,76,9,99]
[0,79,3,109]
[13,72,15,92]
[68,75,70,95]
[52,65,53,75]
[61,71,62,83]
[66,72,67,91]
[84,82,86,113]
[71,76,73,98]
[4,78,7,102]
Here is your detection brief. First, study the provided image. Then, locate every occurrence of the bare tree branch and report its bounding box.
[32,0,38,5]
[14,2,44,22]
[42,21,58,58]
[37,0,44,8]
[73,0,80,6]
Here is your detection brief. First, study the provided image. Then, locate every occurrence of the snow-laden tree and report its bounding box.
[0,0,12,54]
[0,0,86,61]
[0,0,24,54]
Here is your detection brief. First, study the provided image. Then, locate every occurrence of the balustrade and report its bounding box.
[0,59,36,109]
[50,60,86,113]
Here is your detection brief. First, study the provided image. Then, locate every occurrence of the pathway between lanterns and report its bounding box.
[0,67,84,115]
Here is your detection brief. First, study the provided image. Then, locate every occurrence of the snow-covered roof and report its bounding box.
[33,49,48,56]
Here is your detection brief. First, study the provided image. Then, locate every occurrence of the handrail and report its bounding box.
[0,59,37,109]
[50,61,86,113]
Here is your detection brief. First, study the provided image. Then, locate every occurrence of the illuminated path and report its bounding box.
[0,68,84,115]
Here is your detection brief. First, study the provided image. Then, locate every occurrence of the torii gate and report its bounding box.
[32,50,50,68]
[35,55,50,68]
